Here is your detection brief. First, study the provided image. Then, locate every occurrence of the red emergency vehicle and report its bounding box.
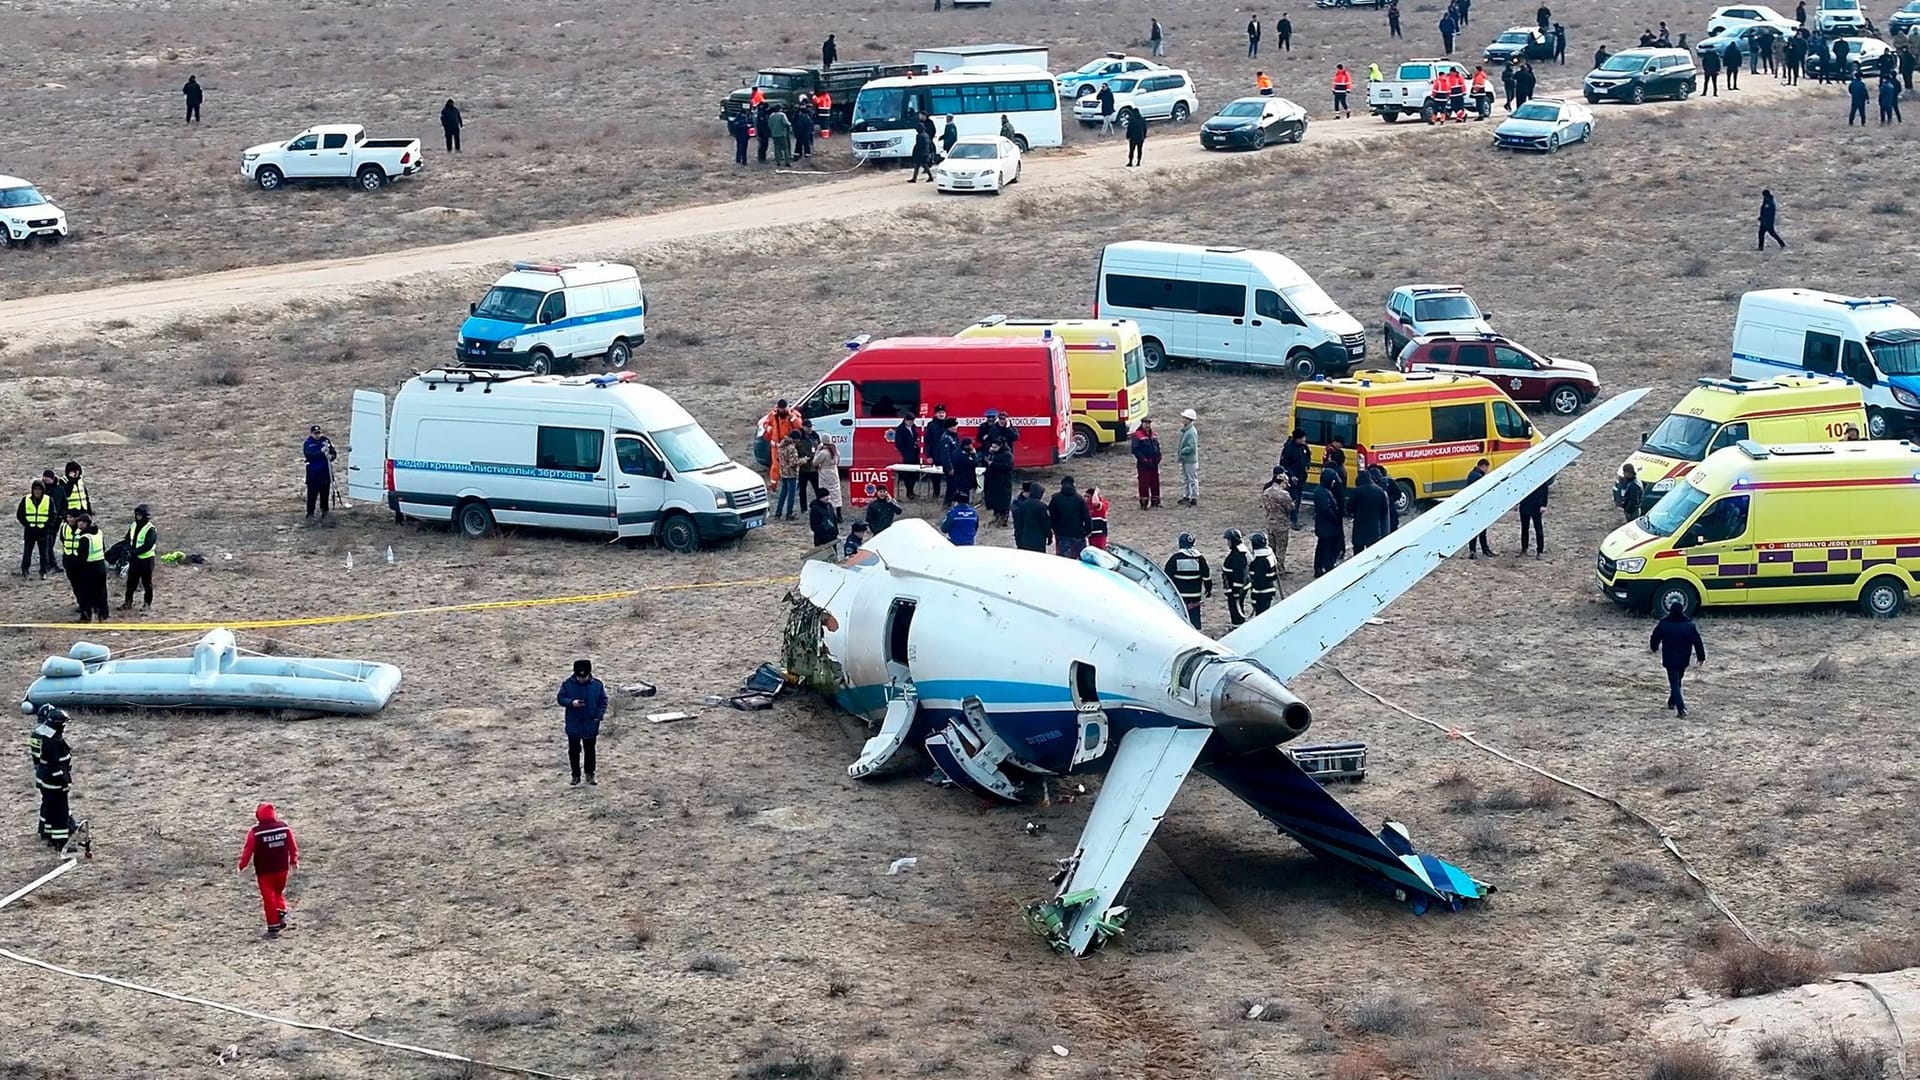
[796,336,1073,473]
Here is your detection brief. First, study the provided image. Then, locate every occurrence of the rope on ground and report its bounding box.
[1317,662,1763,948]
[1832,976,1912,1080]
[0,576,799,632]
[0,943,584,1079]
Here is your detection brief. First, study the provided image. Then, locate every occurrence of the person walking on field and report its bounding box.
[1758,190,1784,250]
[440,99,463,153]
[1388,0,1403,38]
[1332,64,1354,118]
[1248,16,1262,58]
[183,75,203,123]
[1880,75,1903,124]
[1517,480,1549,556]
[1649,601,1706,718]
[122,503,157,610]
[1463,458,1496,558]
[1125,106,1148,166]
[238,803,298,937]
[1131,418,1163,509]
[557,659,606,786]
[17,479,55,579]
[1849,72,1870,125]
[1277,13,1294,51]
[1150,18,1166,58]
[1177,409,1201,506]
[303,424,336,521]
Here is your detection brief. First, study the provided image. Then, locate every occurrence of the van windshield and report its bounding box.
[1283,282,1341,318]
[1123,344,1146,385]
[473,286,543,323]
[1643,483,1710,537]
[1868,331,1920,376]
[651,423,729,472]
[1643,413,1718,460]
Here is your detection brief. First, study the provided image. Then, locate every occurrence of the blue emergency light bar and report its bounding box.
[1830,295,1899,308]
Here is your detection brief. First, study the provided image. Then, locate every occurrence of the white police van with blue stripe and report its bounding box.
[347,369,767,552]
[457,262,646,376]
[1730,289,1920,440]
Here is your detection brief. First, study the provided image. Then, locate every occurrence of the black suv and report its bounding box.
[1583,47,1697,104]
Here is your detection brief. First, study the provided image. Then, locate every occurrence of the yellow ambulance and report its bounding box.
[1597,439,1920,617]
[1288,370,1539,514]
[1623,376,1868,497]
[953,316,1151,457]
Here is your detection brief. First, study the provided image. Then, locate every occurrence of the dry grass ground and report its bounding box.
[3,0,1866,296]
[3,7,1920,1080]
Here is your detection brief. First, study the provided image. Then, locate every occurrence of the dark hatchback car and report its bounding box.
[1583,47,1697,104]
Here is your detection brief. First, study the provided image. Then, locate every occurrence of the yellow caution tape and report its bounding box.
[0,576,799,633]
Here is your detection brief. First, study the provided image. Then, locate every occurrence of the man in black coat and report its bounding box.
[183,75,203,123]
[1649,602,1706,718]
[822,34,838,68]
[946,439,978,504]
[1013,483,1053,553]
[1279,431,1311,527]
[1702,44,1722,95]
[864,491,902,534]
[1348,470,1390,554]
[982,440,1015,526]
[1312,467,1345,578]
[441,99,463,153]
[1517,479,1549,556]
[755,102,773,162]
[1125,107,1148,166]
[892,413,921,498]
[1464,458,1496,558]
[1049,477,1092,559]
[1724,41,1742,89]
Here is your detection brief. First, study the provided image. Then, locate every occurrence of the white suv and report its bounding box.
[1072,71,1198,126]
[1705,3,1797,34]
[0,176,69,247]
[1815,0,1869,32]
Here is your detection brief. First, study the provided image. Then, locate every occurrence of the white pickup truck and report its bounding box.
[1367,59,1489,122]
[240,125,424,192]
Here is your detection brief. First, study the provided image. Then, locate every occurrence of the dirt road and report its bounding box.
[0,77,1804,348]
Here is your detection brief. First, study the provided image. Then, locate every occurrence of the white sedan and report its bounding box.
[933,135,1022,194]
[1491,98,1594,152]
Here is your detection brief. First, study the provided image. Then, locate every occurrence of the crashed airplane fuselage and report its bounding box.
[791,389,1647,954]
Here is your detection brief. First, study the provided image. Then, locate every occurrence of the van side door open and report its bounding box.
[614,435,670,537]
[800,380,855,463]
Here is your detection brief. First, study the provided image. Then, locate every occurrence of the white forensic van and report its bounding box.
[1094,242,1369,378]
[347,369,768,552]
[456,262,647,375]
[1729,289,1920,439]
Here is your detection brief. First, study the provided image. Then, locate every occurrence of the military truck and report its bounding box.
[719,62,925,132]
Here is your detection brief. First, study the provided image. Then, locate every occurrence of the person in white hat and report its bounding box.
[1177,409,1201,506]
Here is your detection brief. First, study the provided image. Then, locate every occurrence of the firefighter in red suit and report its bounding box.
[238,802,299,936]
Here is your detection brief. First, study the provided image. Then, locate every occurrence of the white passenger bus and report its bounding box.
[850,67,1062,161]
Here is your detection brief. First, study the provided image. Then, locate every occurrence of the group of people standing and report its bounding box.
[15,461,158,620]
[1246,13,1296,57]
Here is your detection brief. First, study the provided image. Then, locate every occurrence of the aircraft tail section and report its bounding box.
[1200,747,1489,912]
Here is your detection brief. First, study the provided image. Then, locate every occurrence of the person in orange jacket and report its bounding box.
[1448,69,1469,121]
[814,90,833,137]
[238,803,299,937]
[1429,73,1449,122]
[1256,70,1274,96]
[1331,64,1353,117]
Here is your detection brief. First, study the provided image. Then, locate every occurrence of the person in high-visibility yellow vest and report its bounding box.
[122,503,158,611]
[75,513,110,623]
[61,461,90,515]
[58,507,84,613]
[16,479,55,579]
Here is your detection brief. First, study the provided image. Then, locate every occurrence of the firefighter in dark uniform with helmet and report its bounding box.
[1164,533,1212,630]
[1221,528,1251,628]
[1248,533,1281,614]
[31,705,74,850]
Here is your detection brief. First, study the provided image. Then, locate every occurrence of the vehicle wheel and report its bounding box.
[1630,84,1646,104]
[529,350,554,376]
[1860,576,1906,617]
[1141,338,1170,373]
[1292,120,1307,143]
[1383,327,1396,355]
[1582,122,1594,143]
[1170,102,1191,123]
[1547,385,1583,416]
[1251,128,1268,150]
[1584,94,1600,104]
[1867,407,1890,439]
[255,167,285,191]
[658,512,700,554]
[1382,110,1400,123]
[1070,423,1100,458]
[1393,480,1416,516]
[1418,103,1435,124]
[1681,79,1697,99]
[1653,580,1699,618]
[456,500,496,539]
[1012,135,1029,153]
[1076,85,1096,98]
[606,339,632,368]
[1285,349,1317,379]
[1548,133,1561,152]
[356,166,386,191]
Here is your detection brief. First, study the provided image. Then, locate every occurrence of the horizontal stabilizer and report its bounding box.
[1219,388,1648,682]
[1201,747,1488,911]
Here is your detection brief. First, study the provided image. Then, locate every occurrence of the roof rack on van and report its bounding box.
[419,367,536,383]
[1695,377,1765,392]
[1827,295,1899,309]
[1204,246,1249,254]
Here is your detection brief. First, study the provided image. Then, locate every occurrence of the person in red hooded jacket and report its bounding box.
[238,803,299,936]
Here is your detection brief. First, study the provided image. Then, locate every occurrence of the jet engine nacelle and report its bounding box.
[1205,659,1312,753]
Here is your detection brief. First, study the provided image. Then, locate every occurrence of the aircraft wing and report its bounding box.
[1055,725,1213,955]
[1218,388,1647,682]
